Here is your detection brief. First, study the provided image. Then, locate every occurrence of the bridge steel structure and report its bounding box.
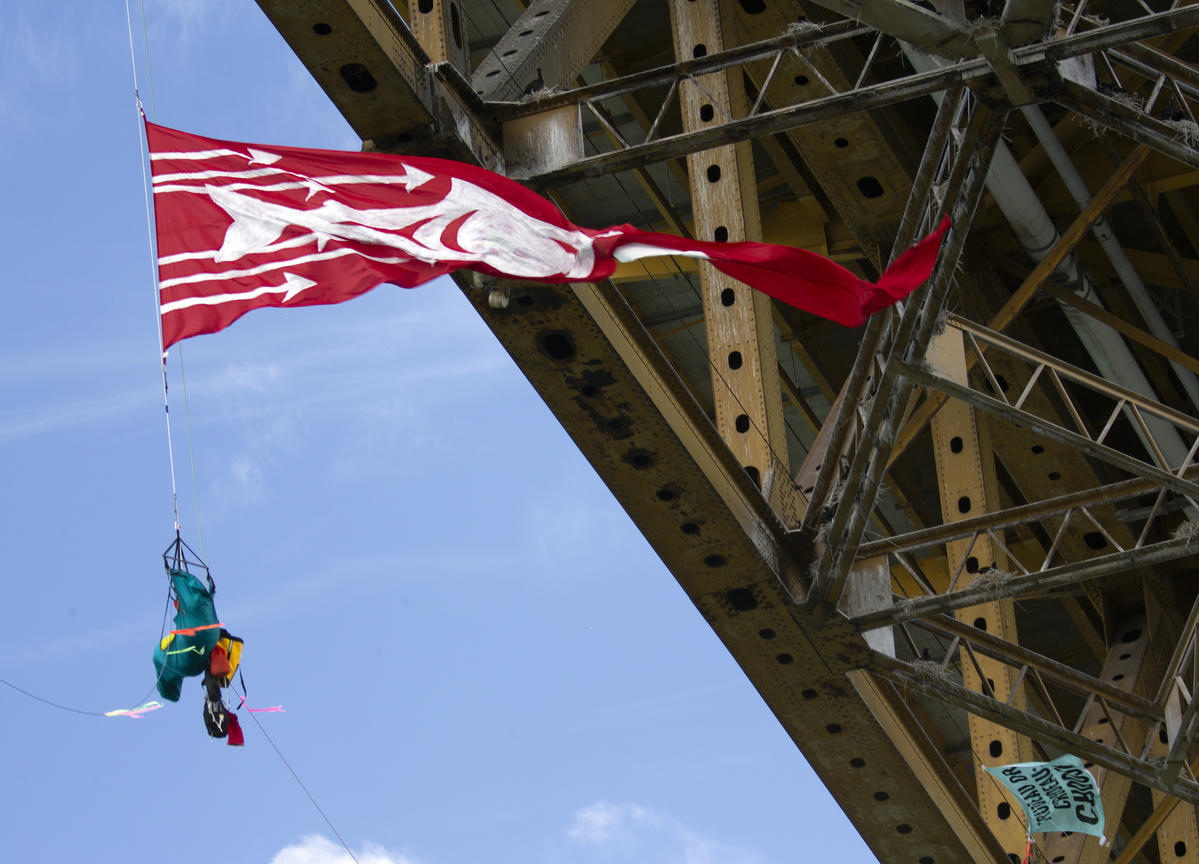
[256,0,1199,861]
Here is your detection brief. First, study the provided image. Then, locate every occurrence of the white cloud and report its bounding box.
[270,834,417,864]
[0,6,80,128]
[226,453,265,503]
[567,801,658,845]
[0,389,150,444]
[566,802,769,864]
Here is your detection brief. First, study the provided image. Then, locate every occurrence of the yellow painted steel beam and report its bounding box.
[1149,722,1199,864]
[405,0,470,73]
[668,0,789,491]
[926,327,1034,862]
[1040,619,1152,864]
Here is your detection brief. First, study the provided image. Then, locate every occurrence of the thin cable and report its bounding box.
[0,580,174,719]
[137,0,158,118]
[238,692,361,864]
[0,676,107,718]
[125,0,181,533]
[177,348,206,558]
[137,0,206,554]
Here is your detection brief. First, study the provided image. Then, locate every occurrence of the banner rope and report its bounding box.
[120,10,357,864]
[124,0,180,536]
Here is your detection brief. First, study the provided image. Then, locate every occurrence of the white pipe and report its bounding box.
[905,49,1189,469]
[1022,104,1199,413]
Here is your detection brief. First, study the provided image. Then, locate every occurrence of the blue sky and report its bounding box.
[0,3,878,862]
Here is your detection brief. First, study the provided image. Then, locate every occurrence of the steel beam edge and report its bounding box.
[868,652,1199,804]
[457,271,1010,863]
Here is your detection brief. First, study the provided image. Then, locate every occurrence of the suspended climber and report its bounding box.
[152,534,246,745]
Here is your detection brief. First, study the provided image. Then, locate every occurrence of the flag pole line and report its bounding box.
[131,0,206,554]
[121,13,357,862]
[124,0,181,535]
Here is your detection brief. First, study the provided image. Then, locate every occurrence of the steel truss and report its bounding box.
[503,7,1199,187]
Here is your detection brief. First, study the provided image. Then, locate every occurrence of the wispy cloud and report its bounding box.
[566,801,770,864]
[145,0,241,57]
[567,801,659,844]
[0,8,77,126]
[0,389,151,445]
[270,834,417,864]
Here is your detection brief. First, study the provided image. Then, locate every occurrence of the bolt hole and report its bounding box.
[339,63,378,93]
[856,176,884,198]
[539,331,576,360]
[728,351,743,370]
[726,588,757,610]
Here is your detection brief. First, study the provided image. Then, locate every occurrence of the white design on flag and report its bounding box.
[247,148,282,165]
[199,174,607,279]
[613,242,710,264]
[148,121,951,347]
[161,271,318,315]
[159,247,409,291]
[149,147,243,161]
[158,232,320,266]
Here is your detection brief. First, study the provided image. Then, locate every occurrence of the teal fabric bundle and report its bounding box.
[152,569,221,702]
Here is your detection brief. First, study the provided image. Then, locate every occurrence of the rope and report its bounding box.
[0,582,174,718]
[234,683,361,864]
[133,0,207,556]
[0,676,107,718]
[124,0,181,534]
[177,347,206,559]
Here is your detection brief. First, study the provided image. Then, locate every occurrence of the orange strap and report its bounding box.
[170,622,224,637]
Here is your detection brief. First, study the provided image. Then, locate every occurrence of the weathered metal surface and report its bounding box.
[471,0,636,100]
[258,0,1199,858]
[669,0,789,496]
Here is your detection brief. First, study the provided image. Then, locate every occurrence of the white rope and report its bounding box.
[124,0,181,533]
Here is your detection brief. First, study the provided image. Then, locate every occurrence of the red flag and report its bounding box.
[148,122,948,347]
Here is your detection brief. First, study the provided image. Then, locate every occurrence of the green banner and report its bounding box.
[984,754,1105,837]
